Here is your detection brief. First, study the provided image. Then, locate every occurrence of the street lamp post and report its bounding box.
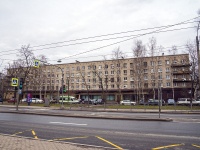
[196,21,200,96]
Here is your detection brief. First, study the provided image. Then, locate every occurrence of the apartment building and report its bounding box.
[6,54,191,102]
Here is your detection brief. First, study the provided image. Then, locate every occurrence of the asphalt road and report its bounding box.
[0,113,200,150]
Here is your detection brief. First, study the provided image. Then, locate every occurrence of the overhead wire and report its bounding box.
[0,26,196,57]
[0,20,198,55]
[0,15,199,68]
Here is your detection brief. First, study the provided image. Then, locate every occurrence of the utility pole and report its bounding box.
[197,21,200,96]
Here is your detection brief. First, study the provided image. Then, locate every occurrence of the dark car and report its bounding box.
[0,97,3,103]
[83,98,92,104]
[96,99,104,104]
[148,99,165,106]
[7,98,17,103]
[139,99,148,105]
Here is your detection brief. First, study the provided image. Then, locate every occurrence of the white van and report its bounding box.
[59,96,79,104]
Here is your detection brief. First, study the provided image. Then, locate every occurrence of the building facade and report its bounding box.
[6,54,192,102]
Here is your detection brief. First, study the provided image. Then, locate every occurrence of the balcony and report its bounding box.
[172,71,191,75]
[173,78,191,82]
[171,63,191,67]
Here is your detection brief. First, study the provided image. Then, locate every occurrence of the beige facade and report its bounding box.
[21,54,191,101]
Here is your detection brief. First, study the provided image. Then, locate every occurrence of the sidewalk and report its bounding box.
[0,134,105,150]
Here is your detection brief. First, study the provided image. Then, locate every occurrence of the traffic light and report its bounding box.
[63,85,66,92]
[19,78,23,90]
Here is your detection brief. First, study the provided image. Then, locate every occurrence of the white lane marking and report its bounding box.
[49,122,87,126]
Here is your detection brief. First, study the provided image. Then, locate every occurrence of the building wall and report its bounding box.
[21,54,191,101]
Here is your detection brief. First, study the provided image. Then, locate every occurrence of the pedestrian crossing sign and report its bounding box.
[34,60,40,68]
[11,78,18,86]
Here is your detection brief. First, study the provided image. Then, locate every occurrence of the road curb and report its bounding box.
[0,110,173,122]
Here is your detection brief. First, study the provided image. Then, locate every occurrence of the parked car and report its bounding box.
[177,98,190,105]
[0,97,3,103]
[50,99,57,103]
[96,99,104,104]
[59,96,79,104]
[167,99,175,105]
[148,99,165,106]
[31,98,44,103]
[83,98,93,104]
[139,99,148,105]
[21,98,27,103]
[120,100,136,105]
[193,99,200,106]
[7,98,17,103]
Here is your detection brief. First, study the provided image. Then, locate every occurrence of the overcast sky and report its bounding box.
[0,0,200,71]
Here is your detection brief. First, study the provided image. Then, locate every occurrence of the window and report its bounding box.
[166,75,170,80]
[82,66,85,70]
[71,73,74,77]
[151,68,154,73]
[110,78,114,82]
[77,66,80,71]
[130,70,133,75]
[117,64,120,67]
[105,64,108,69]
[144,62,147,67]
[87,72,90,76]
[174,75,177,79]
[166,82,170,87]
[117,70,120,74]
[124,70,127,75]
[158,75,162,80]
[151,61,155,66]
[158,68,162,72]
[158,61,162,65]
[72,67,75,71]
[99,65,102,69]
[182,75,186,79]
[174,83,178,87]
[181,59,185,64]
[88,66,91,70]
[144,76,148,80]
[93,65,96,70]
[144,83,148,88]
[182,82,186,87]
[130,63,133,68]
[144,69,148,73]
[93,78,96,83]
[124,77,127,81]
[71,79,74,83]
[182,67,185,71]
[173,60,177,64]
[123,63,127,68]
[111,84,115,88]
[166,68,170,72]
[166,60,170,65]
[82,85,85,89]
[111,64,114,69]
[87,79,90,82]
[173,68,177,72]
[111,71,114,75]
[117,77,121,82]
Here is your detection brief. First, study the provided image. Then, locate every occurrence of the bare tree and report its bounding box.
[111,47,126,103]
[186,41,199,99]
[148,37,158,100]
[132,40,146,103]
